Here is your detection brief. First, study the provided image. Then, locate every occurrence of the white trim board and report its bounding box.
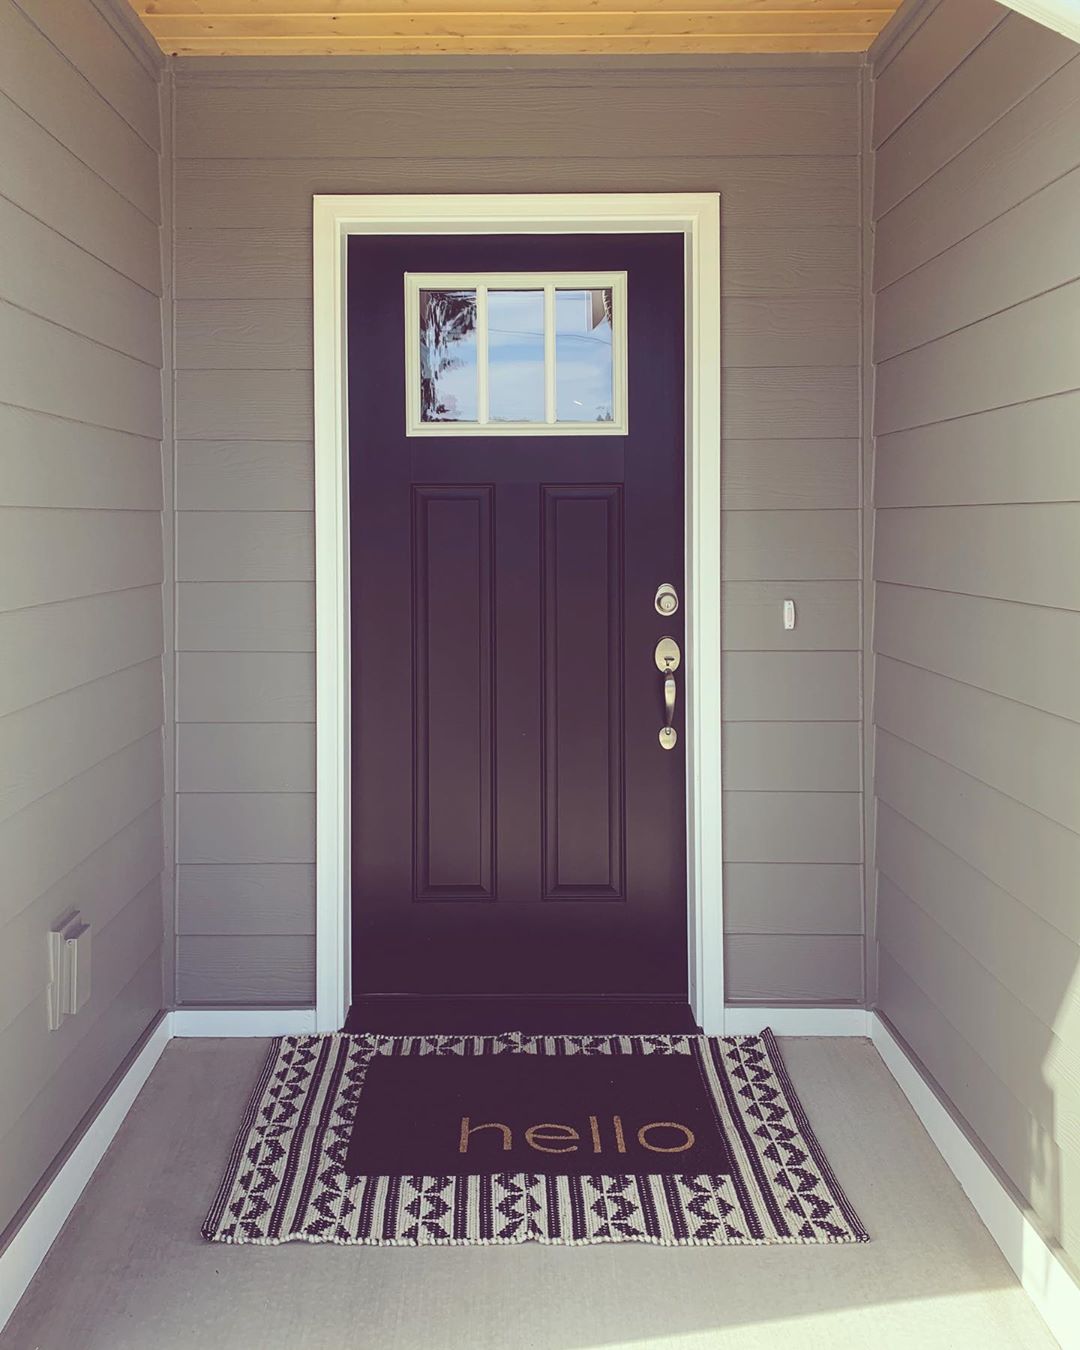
[312,193,724,1036]
[872,1013,1079,1350]
[999,0,1080,45]
[170,1008,318,1037]
[724,1006,871,1037]
[0,1012,171,1333]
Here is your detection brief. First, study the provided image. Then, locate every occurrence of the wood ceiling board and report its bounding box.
[136,0,901,54]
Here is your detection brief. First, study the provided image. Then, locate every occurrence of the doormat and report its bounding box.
[203,1030,868,1247]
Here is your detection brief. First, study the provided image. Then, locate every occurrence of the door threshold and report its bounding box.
[345,996,699,1035]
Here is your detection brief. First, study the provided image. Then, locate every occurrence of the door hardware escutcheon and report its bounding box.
[654,583,679,616]
[654,637,681,749]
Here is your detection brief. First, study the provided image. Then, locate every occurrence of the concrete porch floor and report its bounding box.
[0,1036,1055,1350]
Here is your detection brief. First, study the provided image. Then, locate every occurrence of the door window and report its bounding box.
[406,272,626,435]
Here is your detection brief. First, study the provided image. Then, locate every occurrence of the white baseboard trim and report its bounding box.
[871,1013,1079,1350]
[724,1005,871,1037]
[0,1012,171,1332]
[170,1007,318,1037]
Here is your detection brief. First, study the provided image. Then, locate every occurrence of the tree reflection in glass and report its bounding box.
[419,289,478,422]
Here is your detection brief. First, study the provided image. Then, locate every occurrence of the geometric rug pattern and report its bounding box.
[204,1029,868,1247]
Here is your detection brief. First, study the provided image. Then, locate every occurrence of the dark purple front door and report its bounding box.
[348,232,686,998]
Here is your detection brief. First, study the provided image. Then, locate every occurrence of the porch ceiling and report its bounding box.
[133,0,902,56]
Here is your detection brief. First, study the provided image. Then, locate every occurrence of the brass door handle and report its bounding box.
[655,637,681,750]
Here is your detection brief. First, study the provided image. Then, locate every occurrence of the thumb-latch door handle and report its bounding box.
[654,637,681,750]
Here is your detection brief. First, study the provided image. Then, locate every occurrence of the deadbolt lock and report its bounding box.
[654,583,679,616]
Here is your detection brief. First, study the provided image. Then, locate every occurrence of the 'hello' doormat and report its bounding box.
[203,1030,867,1247]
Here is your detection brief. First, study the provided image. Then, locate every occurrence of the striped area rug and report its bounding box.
[203,1029,867,1247]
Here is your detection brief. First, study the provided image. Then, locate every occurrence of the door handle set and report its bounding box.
[654,636,681,751]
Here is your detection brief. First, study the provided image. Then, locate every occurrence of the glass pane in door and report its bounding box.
[555,287,614,423]
[419,289,478,422]
[488,289,545,423]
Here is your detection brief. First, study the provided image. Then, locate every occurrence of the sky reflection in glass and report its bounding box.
[556,288,613,423]
[489,290,545,422]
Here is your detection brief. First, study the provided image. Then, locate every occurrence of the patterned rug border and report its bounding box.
[203,1029,869,1248]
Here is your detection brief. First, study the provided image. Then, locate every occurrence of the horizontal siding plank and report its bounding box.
[872,0,1005,147]
[177,511,314,582]
[0,953,160,1237]
[177,792,315,864]
[0,660,162,826]
[875,503,1080,610]
[722,721,860,792]
[873,16,1076,218]
[722,438,859,510]
[0,807,162,1036]
[175,370,311,441]
[176,582,314,651]
[0,508,163,612]
[177,723,315,793]
[175,154,860,231]
[723,367,859,440]
[878,876,1080,1143]
[177,934,314,1005]
[875,728,1080,943]
[874,582,1080,724]
[0,0,160,221]
[0,304,163,439]
[875,392,1080,507]
[176,651,314,722]
[724,297,859,368]
[175,298,311,369]
[0,586,163,720]
[723,862,863,935]
[175,82,858,160]
[177,863,316,936]
[874,56,1080,289]
[722,790,862,863]
[877,803,1080,1046]
[0,406,162,511]
[722,229,858,297]
[726,934,863,1002]
[12,0,161,148]
[0,883,162,1141]
[176,441,313,511]
[722,650,860,720]
[874,165,1080,361]
[0,196,162,363]
[874,655,1080,835]
[722,508,859,580]
[721,580,859,651]
[877,948,1061,1237]
[0,729,163,929]
[874,281,1080,435]
[175,228,309,300]
[0,91,161,293]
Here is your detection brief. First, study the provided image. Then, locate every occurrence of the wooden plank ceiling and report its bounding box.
[135,0,902,56]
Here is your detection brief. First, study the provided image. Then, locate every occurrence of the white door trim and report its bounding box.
[312,193,723,1033]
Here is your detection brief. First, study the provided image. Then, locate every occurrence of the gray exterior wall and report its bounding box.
[869,0,1080,1270]
[0,0,167,1238]
[171,58,865,1008]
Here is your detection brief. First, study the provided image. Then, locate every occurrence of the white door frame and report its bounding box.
[312,193,724,1033]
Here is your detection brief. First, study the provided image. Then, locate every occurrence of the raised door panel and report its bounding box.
[413,486,494,899]
[542,485,624,899]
